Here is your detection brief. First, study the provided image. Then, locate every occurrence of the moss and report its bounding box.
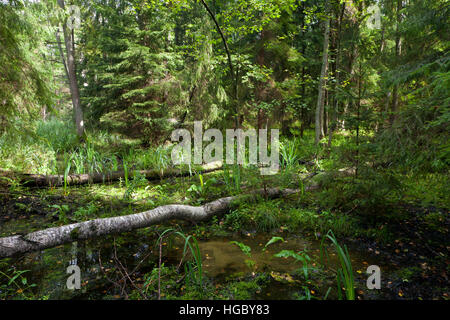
[395,267,422,282]
[219,274,270,300]
[423,211,447,232]
[70,227,80,240]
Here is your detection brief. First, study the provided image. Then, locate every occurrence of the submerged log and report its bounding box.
[18,161,223,187]
[0,187,305,258]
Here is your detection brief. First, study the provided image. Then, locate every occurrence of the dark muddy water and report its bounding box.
[0,215,393,299]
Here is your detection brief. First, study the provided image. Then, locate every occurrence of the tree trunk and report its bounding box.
[300,2,307,139]
[57,0,84,137]
[390,0,402,125]
[199,0,238,128]
[55,28,69,81]
[315,16,330,145]
[324,90,328,135]
[18,161,223,187]
[328,2,345,148]
[0,188,304,258]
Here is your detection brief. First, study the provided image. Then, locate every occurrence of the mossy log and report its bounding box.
[0,187,307,258]
[17,161,223,187]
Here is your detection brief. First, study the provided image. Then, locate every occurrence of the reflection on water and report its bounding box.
[0,223,391,299]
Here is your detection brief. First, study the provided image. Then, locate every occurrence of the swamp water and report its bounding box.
[0,215,393,300]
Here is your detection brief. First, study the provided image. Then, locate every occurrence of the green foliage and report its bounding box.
[79,1,186,144]
[219,274,270,300]
[318,166,404,217]
[49,204,70,223]
[223,209,250,232]
[187,174,217,202]
[123,170,148,201]
[73,203,98,221]
[230,241,251,257]
[263,236,284,251]
[395,266,422,283]
[274,250,311,280]
[35,119,77,153]
[320,230,355,300]
[123,146,172,173]
[422,212,447,233]
[255,208,281,233]
[0,268,36,300]
[222,164,242,194]
[63,154,72,195]
[228,200,283,233]
[0,130,57,174]
[158,228,203,288]
[280,138,300,168]
[230,241,256,271]
[0,0,448,302]
[403,173,449,208]
[0,1,54,128]
[375,99,449,173]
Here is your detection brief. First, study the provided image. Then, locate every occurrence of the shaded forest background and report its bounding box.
[0,0,448,217]
[1,0,448,173]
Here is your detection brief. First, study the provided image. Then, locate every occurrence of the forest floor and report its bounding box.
[0,164,448,300]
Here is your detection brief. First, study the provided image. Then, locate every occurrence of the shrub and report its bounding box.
[35,118,77,153]
[0,132,56,174]
[317,165,403,218]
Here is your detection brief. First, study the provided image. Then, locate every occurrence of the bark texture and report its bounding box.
[390,0,403,125]
[57,0,84,137]
[0,188,302,258]
[315,15,330,145]
[18,161,223,187]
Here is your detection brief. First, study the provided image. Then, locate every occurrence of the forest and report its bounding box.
[0,0,448,302]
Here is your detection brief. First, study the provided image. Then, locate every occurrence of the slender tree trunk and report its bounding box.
[390,0,402,125]
[55,28,69,80]
[383,91,391,129]
[57,0,84,137]
[324,90,328,136]
[380,12,389,130]
[356,61,362,178]
[328,2,345,148]
[257,108,265,130]
[200,0,238,128]
[315,15,330,145]
[300,3,307,138]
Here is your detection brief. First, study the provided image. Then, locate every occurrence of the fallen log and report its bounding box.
[0,187,305,258]
[17,161,223,187]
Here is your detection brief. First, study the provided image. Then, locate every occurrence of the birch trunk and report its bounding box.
[0,188,302,258]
